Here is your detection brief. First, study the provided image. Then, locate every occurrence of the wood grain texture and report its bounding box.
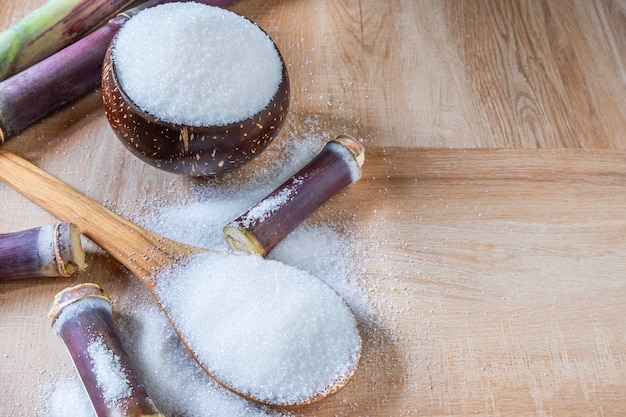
[231,0,626,149]
[1,0,626,416]
[342,148,626,416]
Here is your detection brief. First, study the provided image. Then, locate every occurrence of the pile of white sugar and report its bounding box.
[154,252,361,406]
[112,3,283,126]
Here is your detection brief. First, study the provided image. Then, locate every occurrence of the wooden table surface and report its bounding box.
[1,0,626,416]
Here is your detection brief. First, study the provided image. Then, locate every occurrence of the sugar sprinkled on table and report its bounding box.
[86,337,132,404]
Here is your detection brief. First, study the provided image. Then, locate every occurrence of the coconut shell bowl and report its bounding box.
[101,6,289,177]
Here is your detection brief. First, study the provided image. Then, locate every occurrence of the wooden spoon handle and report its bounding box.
[0,149,194,283]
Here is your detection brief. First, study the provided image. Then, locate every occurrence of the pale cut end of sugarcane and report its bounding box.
[333,134,366,170]
[53,222,87,277]
[223,224,266,255]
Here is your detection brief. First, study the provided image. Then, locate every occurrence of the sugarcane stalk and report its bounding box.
[0,222,86,280]
[0,14,126,142]
[223,134,366,256]
[0,0,138,81]
[0,0,236,143]
[50,283,164,417]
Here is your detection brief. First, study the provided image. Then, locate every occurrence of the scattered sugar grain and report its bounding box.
[238,180,300,227]
[113,3,283,126]
[39,377,93,417]
[87,337,132,403]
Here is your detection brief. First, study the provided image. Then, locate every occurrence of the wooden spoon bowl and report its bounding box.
[101,31,290,177]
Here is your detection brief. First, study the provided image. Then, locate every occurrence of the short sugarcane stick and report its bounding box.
[223,134,365,256]
[0,222,86,280]
[0,0,236,142]
[50,283,165,417]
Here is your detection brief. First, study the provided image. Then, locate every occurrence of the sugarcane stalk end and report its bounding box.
[48,283,109,325]
[54,223,87,277]
[332,134,365,168]
[223,224,266,256]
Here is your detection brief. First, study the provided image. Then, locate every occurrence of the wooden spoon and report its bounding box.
[0,149,360,407]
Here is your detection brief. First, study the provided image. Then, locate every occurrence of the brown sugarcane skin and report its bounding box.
[0,16,127,142]
[224,136,365,256]
[0,226,46,279]
[0,0,137,81]
[0,222,85,280]
[51,284,165,417]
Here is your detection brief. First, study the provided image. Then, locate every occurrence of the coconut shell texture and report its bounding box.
[101,44,289,177]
